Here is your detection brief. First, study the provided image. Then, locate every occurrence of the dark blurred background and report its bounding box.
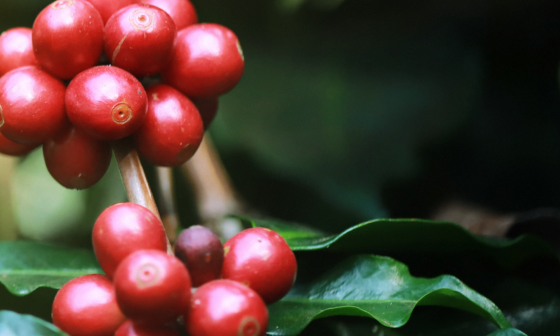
[2,0,560,238]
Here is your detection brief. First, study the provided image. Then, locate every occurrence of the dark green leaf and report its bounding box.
[297,314,528,336]
[0,241,102,296]
[241,217,557,270]
[0,311,68,335]
[487,328,528,336]
[0,287,56,322]
[267,255,511,335]
[239,217,327,239]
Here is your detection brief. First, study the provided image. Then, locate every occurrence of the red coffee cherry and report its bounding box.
[191,97,218,130]
[32,0,104,80]
[85,0,139,25]
[104,4,177,77]
[115,320,180,336]
[92,203,167,278]
[186,280,268,336]
[52,274,126,336]
[0,27,38,77]
[222,228,297,304]
[0,66,67,145]
[141,0,197,30]
[162,23,245,99]
[43,127,111,189]
[114,250,192,324]
[0,132,37,156]
[174,225,224,287]
[66,66,148,140]
[133,84,203,166]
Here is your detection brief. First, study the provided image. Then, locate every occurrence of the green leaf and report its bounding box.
[241,217,556,270]
[297,314,528,336]
[0,286,56,322]
[487,328,528,336]
[240,217,327,240]
[0,241,102,296]
[0,311,68,335]
[267,255,511,335]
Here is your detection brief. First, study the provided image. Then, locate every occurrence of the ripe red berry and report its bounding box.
[0,66,68,145]
[162,23,245,99]
[222,228,297,304]
[133,84,203,166]
[191,97,218,130]
[52,274,126,336]
[43,127,112,189]
[0,27,38,77]
[104,4,177,77]
[115,320,180,336]
[0,132,37,156]
[32,0,104,80]
[85,0,139,25]
[92,203,168,278]
[141,0,197,30]
[113,250,192,324]
[186,280,268,336]
[66,66,148,140]
[174,225,224,287]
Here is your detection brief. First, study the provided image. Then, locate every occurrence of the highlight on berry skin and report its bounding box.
[113,249,192,325]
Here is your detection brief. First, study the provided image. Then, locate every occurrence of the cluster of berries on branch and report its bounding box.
[53,202,297,336]
[0,0,244,189]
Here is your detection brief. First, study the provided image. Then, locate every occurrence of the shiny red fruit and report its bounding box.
[174,225,224,287]
[222,228,297,304]
[0,66,67,145]
[0,27,38,77]
[43,127,111,189]
[85,0,139,24]
[33,0,104,80]
[186,280,268,336]
[66,66,147,140]
[92,203,167,278]
[133,84,203,166]
[0,132,37,156]
[52,274,126,336]
[141,0,197,30]
[162,24,245,99]
[191,97,218,130]
[114,250,192,324]
[104,4,177,77]
[115,320,180,336]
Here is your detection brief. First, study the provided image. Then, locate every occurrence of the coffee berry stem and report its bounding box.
[155,166,179,244]
[181,135,244,236]
[112,138,173,254]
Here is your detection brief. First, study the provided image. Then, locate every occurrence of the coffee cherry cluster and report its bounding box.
[52,203,298,336]
[0,0,243,189]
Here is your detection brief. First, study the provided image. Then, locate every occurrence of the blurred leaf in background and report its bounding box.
[11,149,126,246]
[2,0,560,235]
[0,155,17,240]
[191,0,560,231]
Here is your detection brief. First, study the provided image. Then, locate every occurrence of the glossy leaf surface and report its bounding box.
[240,217,556,270]
[0,241,102,295]
[0,310,68,335]
[267,255,511,335]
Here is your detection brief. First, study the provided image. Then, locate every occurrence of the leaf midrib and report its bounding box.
[0,269,101,276]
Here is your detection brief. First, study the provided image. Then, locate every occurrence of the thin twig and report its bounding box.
[181,135,243,237]
[112,138,173,254]
[155,166,179,244]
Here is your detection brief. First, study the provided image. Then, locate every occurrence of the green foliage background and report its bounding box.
[2,0,560,238]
